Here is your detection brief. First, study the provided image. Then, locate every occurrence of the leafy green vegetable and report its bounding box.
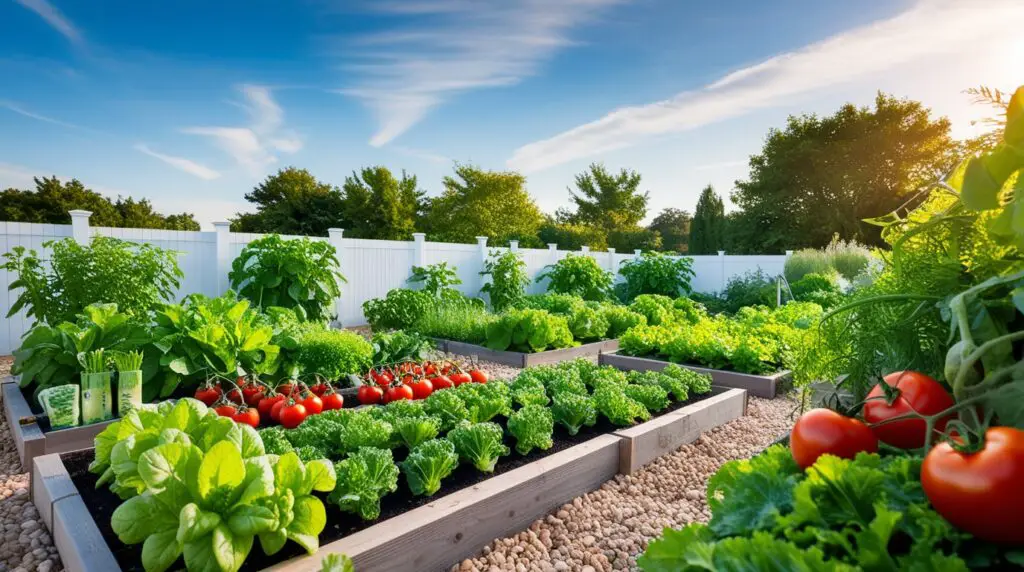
[329,447,399,521]
[510,375,550,407]
[507,405,554,455]
[551,393,597,436]
[296,330,373,381]
[592,382,649,426]
[480,249,530,312]
[408,262,462,297]
[537,254,613,301]
[617,251,695,302]
[229,234,344,322]
[257,452,336,556]
[663,364,712,395]
[456,382,512,423]
[424,389,470,431]
[514,365,585,397]
[337,413,392,455]
[602,305,647,339]
[520,293,586,315]
[485,308,574,353]
[393,415,442,449]
[623,384,670,412]
[401,439,459,496]
[449,422,509,472]
[626,370,688,402]
[320,554,355,572]
[567,306,610,341]
[362,289,431,331]
[370,330,432,366]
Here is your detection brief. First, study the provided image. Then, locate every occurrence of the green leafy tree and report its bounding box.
[424,164,543,244]
[608,226,662,252]
[729,93,961,252]
[341,166,424,239]
[566,163,648,231]
[231,167,345,236]
[537,220,608,251]
[648,208,691,253]
[690,186,726,254]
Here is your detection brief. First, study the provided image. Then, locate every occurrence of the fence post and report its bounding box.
[476,236,489,293]
[412,233,427,269]
[328,228,345,326]
[68,210,92,245]
[213,222,232,295]
[509,240,519,253]
[608,248,617,275]
[718,250,726,291]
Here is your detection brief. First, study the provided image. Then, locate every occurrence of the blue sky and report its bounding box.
[1,0,1022,229]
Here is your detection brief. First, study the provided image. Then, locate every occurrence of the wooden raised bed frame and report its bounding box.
[2,376,117,473]
[433,338,620,368]
[31,387,747,572]
[599,351,789,398]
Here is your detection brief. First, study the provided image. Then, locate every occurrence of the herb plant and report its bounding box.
[362,289,431,331]
[617,251,695,301]
[229,234,344,322]
[537,254,613,301]
[2,236,182,325]
[408,262,462,296]
[296,329,373,380]
[480,249,530,311]
[449,422,510,472]
[401,438,460,496]
[507,405,554,455]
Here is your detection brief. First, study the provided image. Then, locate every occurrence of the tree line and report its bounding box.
[0,91,990,253]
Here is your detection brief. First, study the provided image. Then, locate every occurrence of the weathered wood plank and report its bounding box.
[52,495,122,572]
[31,453,79,531]
[614,387,747,474]
[599,351,787,398]
[267,434,622,572]
[4,381,46,471]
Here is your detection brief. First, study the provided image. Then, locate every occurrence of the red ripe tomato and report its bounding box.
[279,403,308,429]
[214,404,238,417]
[357,385,384,405]
[231,408,260,428]
[425,363,437,376]
[469,369,488,384]
[271,399,288,423]
[309,383,328,397]
[409,379,433,400]
[374,373,391,388]
[430,375,454,391]
[863,371,955,449]
[922,427,1024,544]
[301,393,323,415]
[242,384,264,407]
[258,394,285,419]
[194,385,222,406]
[321,393,344,411]
[450,372,472,386]
[276,382,295,397]
[386,384,414,403]
[790,408,878,469]
[226,388,243,404]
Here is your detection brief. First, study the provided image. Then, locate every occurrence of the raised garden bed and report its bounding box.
[2,376,117,473]
[31,386,746,572]
[599,351,789,398]
[433,338,620,367]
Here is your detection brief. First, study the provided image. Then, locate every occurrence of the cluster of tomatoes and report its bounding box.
[790,370,1024,545]
[194,376,345,430]
[355,360,489,405]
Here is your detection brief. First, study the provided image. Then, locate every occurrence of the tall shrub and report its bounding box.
[537,254,613,301]
[480,249,530,311]
[617,252,695,301]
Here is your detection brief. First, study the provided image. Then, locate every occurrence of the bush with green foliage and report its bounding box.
[230,234,344,322]
[616,252,695,301]
[408,262,462,296]
[537,254,613,301]
[363,289,431,331]
[2,236,182,325]
[480,249,530,312]
[484,308,574,352]
[297,329,373,380]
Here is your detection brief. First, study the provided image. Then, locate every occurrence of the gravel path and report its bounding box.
[454,396,798,572]
[0,356,63,572]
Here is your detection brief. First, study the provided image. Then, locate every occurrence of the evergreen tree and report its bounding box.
[690,185,726,254]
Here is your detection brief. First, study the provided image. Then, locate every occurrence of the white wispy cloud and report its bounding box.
[507,0,1024,173]
[134,144,221,180]
[13,0,82,44]
[391,145,452,165]
[693,160,747,172]
[0,100,85,130]
[336,0,622,147]
[183,85,302,177]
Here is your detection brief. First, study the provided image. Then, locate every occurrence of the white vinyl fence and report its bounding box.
[0,210,791,354]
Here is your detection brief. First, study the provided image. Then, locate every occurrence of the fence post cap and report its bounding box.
[328,228,345,238]
[547,243,557,250]
[68,209,92,218]
[212,221,232,229]
[581,245,590,253]
[509,240,519,249]
[785,250,794,256]
[411,232,426,241]
[608,247,616,253]
[634,249,641,255]
[475,236,488,245]
[717,250,726,256]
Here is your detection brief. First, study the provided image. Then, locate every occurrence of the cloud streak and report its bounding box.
[507,0,1024,173]
[13,0,82,44]
[183,85,302,178]
[336,0,622,146]
[134,144,221,180]
[1,101,86,131]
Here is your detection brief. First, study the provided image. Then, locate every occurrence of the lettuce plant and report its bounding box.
[449,422,509,472]
[296,330,373,381]
[111,440,278,572]
[329,447,400,521]
[568,306,611,341]
[507,405,554,455]
[510,375,550,407]
[551,393,597,436]
[624,384,670,412]
[484,308,574,353]
[602,305,647,339]
[258,452,336,556]
[401,439,459,496]
[627,370,689,402]
[337,413,393,455]
[393,415,442,449]
[592,382,650,426]
[424,389,470,431]
[663,364,712,395]
[456,382,512,423]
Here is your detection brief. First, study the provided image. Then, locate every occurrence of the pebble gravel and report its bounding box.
[453,395,798,572]
[0,349,796,572]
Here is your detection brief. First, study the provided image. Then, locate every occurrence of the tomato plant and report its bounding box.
[214,404,238,417]
[863,371,955,449]
[270,398,289,423]
[242,383,264,407]
[279,402,308,429]
[922,427,1024,544]
[258,394,284,419]
[431,375,454,390]
[451,372,472,386]
[790,408,878,469]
